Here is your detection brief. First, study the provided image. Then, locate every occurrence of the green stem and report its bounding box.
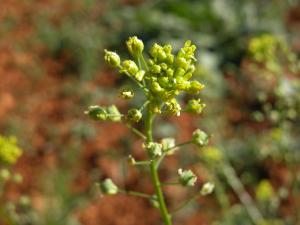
[126,123,146,140]
[145,109,172,225]
[140,54,149,71]
[134,161,150,166]
[119,189,152,199]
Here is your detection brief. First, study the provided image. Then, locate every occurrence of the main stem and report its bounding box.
[145,108,172,225]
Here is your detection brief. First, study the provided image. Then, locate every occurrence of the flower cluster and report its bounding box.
[0,136,22,165]
[248,34,300,74]
[147,41,204,115]
[248,34,281,63]
[101,36,205,122]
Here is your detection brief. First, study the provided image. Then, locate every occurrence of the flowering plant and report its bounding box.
[86,36,214,225]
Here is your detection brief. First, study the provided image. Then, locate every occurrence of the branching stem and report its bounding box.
[145,109,172,225]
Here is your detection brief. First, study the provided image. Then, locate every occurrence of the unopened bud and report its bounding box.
[120,88,134,99]
[161,138,176,154]
[200,182,215,195]
[100,179,118,195]
[188,80,205,95]
[126,36,144,57]
[85,105,107,121]
[178,169,197,187]
[127,155,136,165]
[106,105,122,122]
[192,129,209,147]
[185,99,206,114]
[134,70,145,81]
[104,50,120,67]
[122,60,139,76]
[165,99,181,116]
[151,65,161,74]
[127,109,142,123]
[143,142,162,158]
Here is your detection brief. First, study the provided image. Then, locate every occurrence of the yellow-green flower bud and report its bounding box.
[126,36,144,57]
[185,99,206,114]
[176,57,189,70]
[157,77,169,88]
[100,179,118,195]
[120,88,134,99]
[0,136,22,165]
[165,99,181,116]
[163,44,172,54]
[85,105,107,121]
[151,65,161,74]
[192,129,209,147]
[104,50,120,67]
[255,180,274,202]
[160,63,168,70]
[122,60,139,76]
[175,77,190,91]
[127,155,136,165]
[188,80,205,95]
[143,142,162,158]
[166,54,174,64]
[150,195,159,209]
[178,168,197,187]
[200,182,215,195]
[166,68,174,77]
[134,70,145,81]
[127,108,142,123]
[183,72,193,80]
[174,68,185,77]
[187,64,196,73]
[106,105,122,122]
[150,43,167,61]
[151,81,163,93]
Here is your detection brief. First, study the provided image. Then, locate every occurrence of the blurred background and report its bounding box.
[0,0,300,225]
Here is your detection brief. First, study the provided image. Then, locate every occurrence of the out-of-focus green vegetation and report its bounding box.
[1,0,300,224]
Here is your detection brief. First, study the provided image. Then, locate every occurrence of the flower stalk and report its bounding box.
[87,36,213,225]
